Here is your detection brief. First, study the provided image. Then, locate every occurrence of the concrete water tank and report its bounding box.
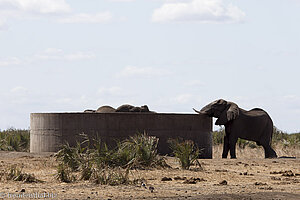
[30,113,212,158]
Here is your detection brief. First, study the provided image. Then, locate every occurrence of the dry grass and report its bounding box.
[213,144,300,159]
[0,148,299,200]
[0,149,300,200]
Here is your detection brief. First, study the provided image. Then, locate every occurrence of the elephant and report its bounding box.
[84,109,96,113]
[115,104,150,112]
[96,105,116,113]
[193,99,277,159]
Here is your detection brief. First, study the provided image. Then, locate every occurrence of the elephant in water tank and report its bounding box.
[115,104,150,112]
[84,109,96,113]
[96,105,116,113]
[193,99,277,159]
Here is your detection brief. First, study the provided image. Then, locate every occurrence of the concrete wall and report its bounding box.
[30,113,212,158]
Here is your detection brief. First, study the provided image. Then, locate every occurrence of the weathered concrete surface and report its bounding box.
[30,113,212,158]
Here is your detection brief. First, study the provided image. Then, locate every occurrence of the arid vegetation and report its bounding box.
[0,129,300,199]
[212,127,300,148]
[1,126,298,153]
[0,128,299,199]
[168,138,201,170]
[55,133,169,185]
[0,128,29,151]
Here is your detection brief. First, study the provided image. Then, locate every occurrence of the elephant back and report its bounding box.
[116,104,135,112]
[96,105,116,113]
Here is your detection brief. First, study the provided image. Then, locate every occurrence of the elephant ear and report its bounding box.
[215,102,239,125]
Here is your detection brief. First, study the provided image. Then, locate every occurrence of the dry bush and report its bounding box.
[1,165,41,183]
[91,167,130,185]
[55,132,168,185]
[56,163,76,183]
[0,128,30,152]
[168,138,201,170]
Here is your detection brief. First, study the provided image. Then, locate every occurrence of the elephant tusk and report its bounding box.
[193,108,203,114]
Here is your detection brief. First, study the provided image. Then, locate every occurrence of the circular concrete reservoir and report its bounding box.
[30,113,212,158]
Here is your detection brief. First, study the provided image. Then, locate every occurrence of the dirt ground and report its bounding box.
[0,146,299,200]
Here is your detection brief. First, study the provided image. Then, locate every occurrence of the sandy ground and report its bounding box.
[0,146,299,200]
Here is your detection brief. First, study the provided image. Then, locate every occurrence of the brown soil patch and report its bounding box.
[0,146,299,200]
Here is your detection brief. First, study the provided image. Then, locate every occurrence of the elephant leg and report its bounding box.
[261,141,277,158]
[229,137,238,159]
[262,145,269,158]
[269,147,278,158]
[222,135,230,158]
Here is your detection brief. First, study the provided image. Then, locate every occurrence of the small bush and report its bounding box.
[212,128,225,145]
[55,132,168,184]
[237,139,258,149]
[91,167,130,185]
[80,161,93,180]
[55,142,82,171]
[119,132,167,168]
[273,127,300,146]
[168,138,201,170]
[213,126,300,148]
[0,128,30,152]
[56,163,76,183]
[4,165,40,183]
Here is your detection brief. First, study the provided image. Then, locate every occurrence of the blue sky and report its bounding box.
[0,0,300,133]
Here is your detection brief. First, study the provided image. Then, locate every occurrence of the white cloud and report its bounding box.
[58,12,113,24]
[32,48,96,62]
[10,86,28,94]
[108,0,135,2]
[0,57,21,66]
[0,48,95,67]
[43,48,64,54]
[152,0,245,23]
[0,0,71,29]
[0,1,117,28]
[0,18,7,29]
[0,0,71,14]
[64,52,96,61]
[118,66,170,78]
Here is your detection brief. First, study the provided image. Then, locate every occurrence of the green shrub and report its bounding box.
[212,129,225,145]
[213,126,300,148]
[168,138,201,170]
[91,167,130,185]
[0,128,30,152]
[55,132,168,184]
[55,142,82,171]
[119,132,167,168]
[56,163,76,183]
[237,139,258,149]
[4,165,41,183]
[272,127,300,146]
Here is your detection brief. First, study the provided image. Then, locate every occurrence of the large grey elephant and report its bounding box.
[85,104,153,113]
[193,99,277,159]
[115,104,150,112]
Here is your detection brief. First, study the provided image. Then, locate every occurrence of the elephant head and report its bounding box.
[140,105,150,112]
[193,99,239,125]
[128,105,150,112]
